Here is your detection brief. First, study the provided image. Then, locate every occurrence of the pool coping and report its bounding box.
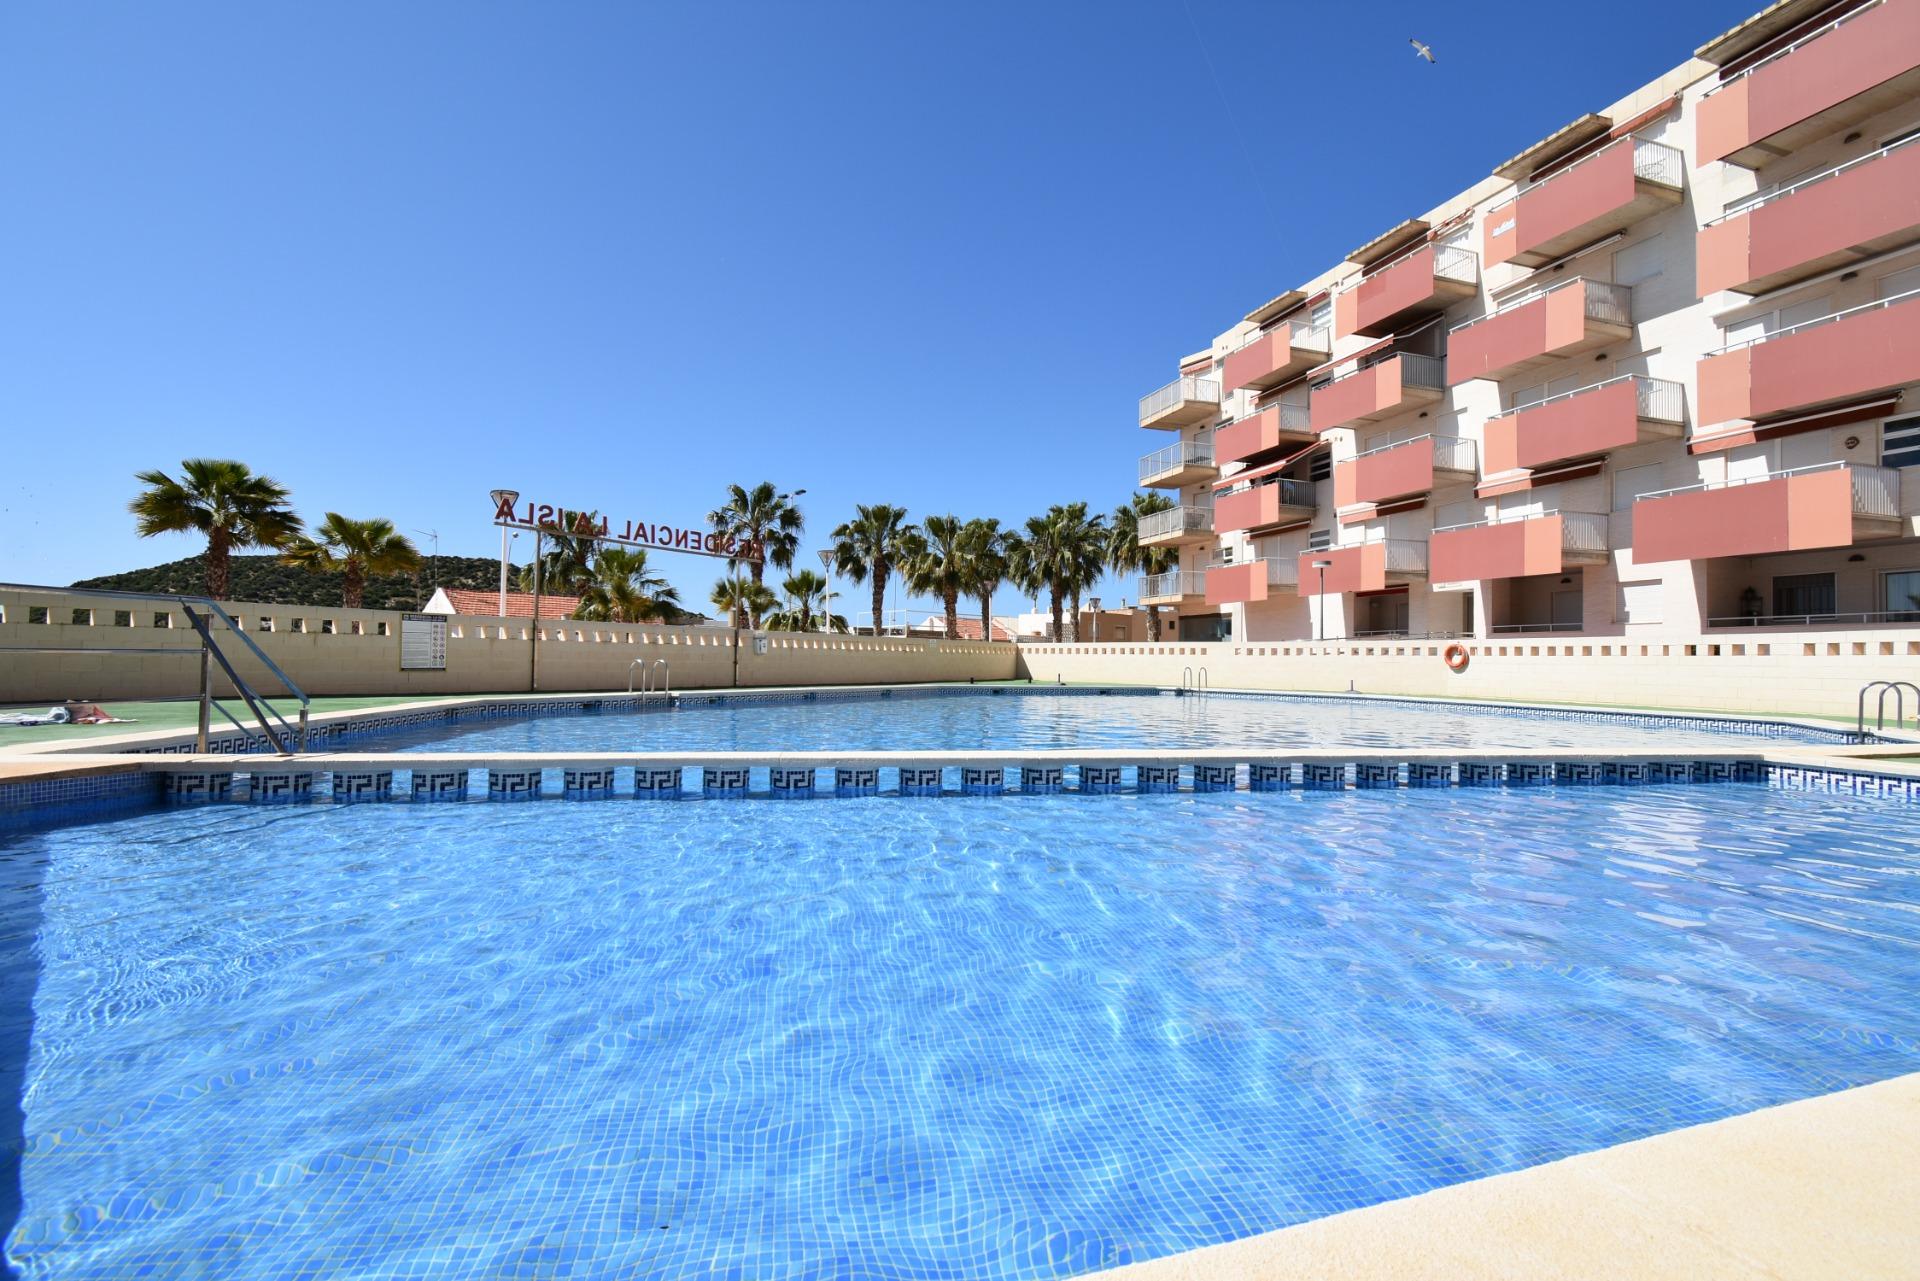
[0,681,1904,758]
[1090,1070,1920,1280]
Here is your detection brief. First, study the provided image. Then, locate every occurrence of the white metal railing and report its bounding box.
[1709,287,1920,354]
[1708,133,1920,225]
[1218,476,1318,508]
[1703,0,1888,95]
[1138,439,1215,482]
[1486,374,1685,424]
[1139,375,1221,423]
[1139,570,1208,600]
[1138,504,1215,541]
[1379,538,1430,575]
[1228,312,1331,355]
[1433,510,1610,553]
[1222,400,1313,433]
[1335,240,1479,292]
[1637,461,1897,518]
[1451,277,1631,334]
[1206,555,1300,588]
[1316,349,1447,391]
[1487,137,1684,216]
[1349,432,1477,472]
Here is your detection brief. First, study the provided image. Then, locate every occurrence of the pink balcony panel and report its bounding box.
[1333,246,1476,339]
[1216,482,1315,535]
[1482,379,1678,473]
[1308,354,1445,432]
[1632,469,1854,562]
[1430,517,1567,582]
[1214,405,1314,466]
[1335,439,1438,507]
[1223,327,1329,394]
[1484,141,1683,268]
[1698,142,1920,295]
[1294,544,1386,597]
[1447,281,1631,386]
[1205,562,1270,607]
[1697,293,1920,427]
[1697,0,1920,168]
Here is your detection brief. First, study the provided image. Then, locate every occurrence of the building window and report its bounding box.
[1307,529,1332,551]
[1772,572,1834,618]
[1885,570,1920,620]
[1884,414,1920,469]
[1308,451,1332,482]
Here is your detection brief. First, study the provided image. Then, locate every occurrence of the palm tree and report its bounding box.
[905,514,969,639]
[1054,502,1108,642]
[1005,513,1067,642]
[707,482,804,592]
[830,504,919,635]
[279,514,422,609]
[573,547,681,623]
[766,570,845,632]
[957,518,1009,642]
[1108,493,1178,642]
[129,459,302,599]
[710,576,777,630]
[515,512,600,597]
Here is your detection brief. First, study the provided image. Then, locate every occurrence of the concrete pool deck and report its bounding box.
[1095,1071,1920,1281]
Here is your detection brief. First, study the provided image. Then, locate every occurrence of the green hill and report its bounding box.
[74,554,501,612]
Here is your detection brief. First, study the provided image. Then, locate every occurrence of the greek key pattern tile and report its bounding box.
[1137,765,1181,794]
[1192,764,1235,793]
[1080,765,1124,793]
[1248,763,1290,791]
[1302,763,1345,791]
[162,772,233,804]
[703,767,750,798]
[834,767,881,797]
[488,769,543,801]
[896,767,941,797]
[563,768,617,799]
[1505,762,1555,787]
[330,770,393,802]
[769,767,816,798]
[961,767,1003,796]
[633,767,682,799]
[1354,763,1397,789]
[411,770,469,802]
[248,772,315,803]
[1407,762,1451,788]
[1022,766,1064,793]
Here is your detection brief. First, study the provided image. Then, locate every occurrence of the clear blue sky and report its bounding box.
[1,0,1756,619]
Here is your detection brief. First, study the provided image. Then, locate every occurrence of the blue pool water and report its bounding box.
[353,690,1842,755]
[4,784,1919,1278]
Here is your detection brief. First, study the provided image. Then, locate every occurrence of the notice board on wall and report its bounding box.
[400,613,447,670]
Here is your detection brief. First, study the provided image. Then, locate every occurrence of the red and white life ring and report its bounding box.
[1443,643,1471,673]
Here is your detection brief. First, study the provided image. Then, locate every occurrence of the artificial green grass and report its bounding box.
[0,695,424,745]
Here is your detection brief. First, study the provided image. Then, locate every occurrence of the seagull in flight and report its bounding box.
[1409,37,1436,63]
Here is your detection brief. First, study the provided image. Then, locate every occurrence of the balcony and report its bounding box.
[1481,376,1685,474]
[1697,0,1920,168]
[1204,557,1299,606]
[1448,279,1632,386]
[1309,352,1446,432]
[1334,435,1477,508]
[1139,376,1221,430]
[1698,289,1920,427]
[1216,477,1319,534]
[1222,316,1332,393]
[1139,570,1209,606]
[1333,244,1479,339]
[1430,512,1610,582]
[1632,462,1900,562]
[1137,504,1215,547]
[1698,137,1920,295]
[1295,540,1429,596]
[1484,138,1684,267]
[1214,402,1314,466]
[1139,439,1218,488]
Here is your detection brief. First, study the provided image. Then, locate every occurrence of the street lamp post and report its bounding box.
[1311,559,1333,643]
[817,548,834,632]
[489,488,519,616]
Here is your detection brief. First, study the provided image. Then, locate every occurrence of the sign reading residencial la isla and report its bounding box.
[493,496,762,562]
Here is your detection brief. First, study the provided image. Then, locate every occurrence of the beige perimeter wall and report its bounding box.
[0,591,1017,702]
[1015,631,1920,721]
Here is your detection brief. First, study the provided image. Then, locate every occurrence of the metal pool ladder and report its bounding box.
[629,658,672,700]
[1856,680,1920,740]
[1178,666,1209,698]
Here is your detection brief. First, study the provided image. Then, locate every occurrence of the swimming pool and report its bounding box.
[351,688,1847,755]
[5,781,1919,1278]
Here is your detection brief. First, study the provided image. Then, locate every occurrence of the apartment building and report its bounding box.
[1135,0,1920,642]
